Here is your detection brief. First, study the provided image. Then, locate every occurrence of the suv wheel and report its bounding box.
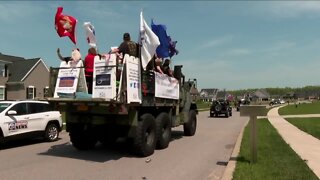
[45,123,59,142]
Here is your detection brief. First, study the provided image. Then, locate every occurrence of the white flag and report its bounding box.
[83,22,97,48]
[140,11,160,70]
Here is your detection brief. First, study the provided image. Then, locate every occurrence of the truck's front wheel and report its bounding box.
[183,110,197,136]
[133,113,156,157]
[69,124,97,150]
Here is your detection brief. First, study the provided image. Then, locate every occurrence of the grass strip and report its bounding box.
[279,102,320,115]
[286,118,320,140]
[232,119,318,180]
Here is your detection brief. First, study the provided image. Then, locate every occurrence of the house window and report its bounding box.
[43,86,50,97]
[26,86,36,99]
[0,64,5,77]
[0,86,5,100]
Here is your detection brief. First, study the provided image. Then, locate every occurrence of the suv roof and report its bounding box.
[0,100,49,104]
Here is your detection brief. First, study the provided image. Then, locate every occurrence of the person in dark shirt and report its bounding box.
[117,33,138,57]
[162,59,173,77]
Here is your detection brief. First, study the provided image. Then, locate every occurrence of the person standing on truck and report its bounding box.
[115,32,139,58]
[84,47,97,94]
[162,59,173,77]
[155,56,164,74]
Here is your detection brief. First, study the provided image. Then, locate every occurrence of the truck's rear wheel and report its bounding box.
[183,110,197,136]
[69,125,97,150]
[155,112,171,149]
[133,113,156,157]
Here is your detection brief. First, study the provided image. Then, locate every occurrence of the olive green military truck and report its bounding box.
[44,55,197,157]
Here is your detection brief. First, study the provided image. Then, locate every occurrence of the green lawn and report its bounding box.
[233,119,318,180]
[196,101,211,110]
[286,118,320,140]
[279,101,320,115]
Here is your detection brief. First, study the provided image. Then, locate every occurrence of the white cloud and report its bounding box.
[198,35,233,50]
[0,2,44,23]
[179,54,320,90]
[74,2,123,20]
[258,41,296,55]
[259,2,320,19]
[225,48,251,56]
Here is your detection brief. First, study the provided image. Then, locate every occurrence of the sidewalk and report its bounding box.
[268,107,320,178]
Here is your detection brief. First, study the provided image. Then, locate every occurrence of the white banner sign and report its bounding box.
[92,54,116,100]
[54,60,87,97]
[125,55,142,103]
[155,72,179,100]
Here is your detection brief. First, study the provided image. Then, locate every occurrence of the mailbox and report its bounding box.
[239,105,268,163]
[240,105,268,117]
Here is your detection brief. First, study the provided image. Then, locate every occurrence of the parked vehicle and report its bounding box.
[0,100,63,144]
[210,99,232,117]
[270,99,285,106]
[236,99,250,111]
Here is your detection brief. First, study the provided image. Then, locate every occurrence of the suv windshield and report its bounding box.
[0,103,12,113]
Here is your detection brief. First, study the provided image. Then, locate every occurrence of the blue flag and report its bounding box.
[151,20,170,58]
[168,36,179,58]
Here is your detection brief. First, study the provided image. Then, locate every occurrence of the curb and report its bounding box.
[220,119,249,180]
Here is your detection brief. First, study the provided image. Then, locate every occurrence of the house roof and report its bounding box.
[200,88,219,95]
[253,89,270,98]
[190,86,199,95]
[7,58,41,82]
[0,52,25,63]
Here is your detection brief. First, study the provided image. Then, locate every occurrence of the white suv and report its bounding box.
[0,100,63,144]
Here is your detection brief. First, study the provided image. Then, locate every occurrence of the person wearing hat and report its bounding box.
[116,32,138,57]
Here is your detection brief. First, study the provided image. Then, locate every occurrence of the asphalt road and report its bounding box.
[0,110,248,180]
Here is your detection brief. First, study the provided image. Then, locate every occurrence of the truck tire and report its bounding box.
[44,123,59,142]
[155,113,171,149]
[69,125,97,150]
[184,110,197,136]
[133,113,156,157]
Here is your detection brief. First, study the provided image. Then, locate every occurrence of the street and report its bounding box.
[0,110,248,180]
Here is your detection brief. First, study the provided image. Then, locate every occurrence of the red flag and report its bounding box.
[54,7,77,44]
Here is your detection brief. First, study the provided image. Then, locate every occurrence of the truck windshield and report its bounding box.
[0,103,12,113]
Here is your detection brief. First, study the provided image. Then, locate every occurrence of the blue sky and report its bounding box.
[1,1,320,90]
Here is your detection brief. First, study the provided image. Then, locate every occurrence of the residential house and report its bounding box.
[216,90,229,100]
[190,85,199,102]
[199,88,218,102]
[251,89,270,102]
[0,53,50,100]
